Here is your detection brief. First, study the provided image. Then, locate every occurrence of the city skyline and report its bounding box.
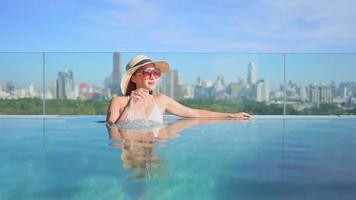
[1,56,354,104]
[1,65,354,112]
[1,53,356,91]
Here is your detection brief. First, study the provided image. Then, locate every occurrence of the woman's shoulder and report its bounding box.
[152,94,169,112]
[153,93,170,101]
[153,93,176,105]
[111,96,129,105]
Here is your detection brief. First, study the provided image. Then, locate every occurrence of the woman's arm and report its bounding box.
[162,94,251,119]
[107,97,120,125]
[106,96,131,125]
[116,98,131,122]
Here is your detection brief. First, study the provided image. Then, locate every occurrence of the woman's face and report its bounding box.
[131,64,161,91]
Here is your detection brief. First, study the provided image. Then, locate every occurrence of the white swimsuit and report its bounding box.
[123,96,164,137]
[126,96,163,124]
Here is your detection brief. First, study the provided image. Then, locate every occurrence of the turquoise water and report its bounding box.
[0,116,355,200]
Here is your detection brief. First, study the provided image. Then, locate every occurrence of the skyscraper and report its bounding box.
[79,83,89,94]
[111,52,122,96]
[160,70,184,100]
[194,77,213,99]
[214,74,226,99]
[310,84,333,105]
[228,82,240,98]
[310,85,320,105]
[183,85,195,99]
[50,80,57,99]
[214,74,225,92]
[256,79,270,102]
[320,85,332,104]
[340,85,349,98]
[196,76,202,86]
[298,86,308,101]
[57,69,74,100]
[5,81,15,94]
[28,82,37,97]
[247,62,257,85]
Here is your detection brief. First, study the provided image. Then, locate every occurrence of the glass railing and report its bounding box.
[0,53,44,115]
[0,52,355,115]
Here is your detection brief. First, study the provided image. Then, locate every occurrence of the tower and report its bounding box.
[111,52,122,95]
[247,62,257,85]
[256,79,270,102]
[57,69,74,100]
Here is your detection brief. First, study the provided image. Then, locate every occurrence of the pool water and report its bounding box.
[0,116,355,200]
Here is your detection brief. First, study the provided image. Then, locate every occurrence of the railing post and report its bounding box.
[284,53,287,116]
[42,52,46,116]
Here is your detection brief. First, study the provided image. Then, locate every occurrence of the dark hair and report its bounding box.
[125,80,153,96]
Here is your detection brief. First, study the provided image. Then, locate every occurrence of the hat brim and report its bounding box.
[120,60,170,95]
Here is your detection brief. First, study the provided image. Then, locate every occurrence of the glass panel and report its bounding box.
[0,53,43,115]
[44,52,113,115]
[44,52,285,117]
[120,52,284,115]
[285,53,356,115]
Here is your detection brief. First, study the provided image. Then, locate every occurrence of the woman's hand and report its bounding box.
[228,112,251,120]
[130,88,149,103]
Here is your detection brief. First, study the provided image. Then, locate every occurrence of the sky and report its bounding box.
[0,0,355,90]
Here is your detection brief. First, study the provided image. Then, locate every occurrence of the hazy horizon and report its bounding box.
[1,52,355,92]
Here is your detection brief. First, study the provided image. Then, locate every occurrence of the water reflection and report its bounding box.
[106,118,250,182]
[106,119,197,181]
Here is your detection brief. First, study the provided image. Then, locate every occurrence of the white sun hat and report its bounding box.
[120,55,170,95]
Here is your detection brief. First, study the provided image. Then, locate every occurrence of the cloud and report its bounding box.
[81,0,356,52]
[84,0,159,28]
[232,0,356,49]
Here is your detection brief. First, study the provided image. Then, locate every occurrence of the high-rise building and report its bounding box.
[310,85,320,105]
[196,76,203,86]
[227,82,240,98]
[214,74,225,92]
[331,81,337,96]
[28,82,37,97]
[310,84,332,105]
[194,85,213,99]
[77,83,89,99]
[111,52,122,96]
[183,85,195,99]
[104,75,112,89]
[346,96,354,108]
[50,81,57,99]
[298,86,308,101]
[320,85,332,104]
[194,77,213,99]
[256,79,269,102]
[160,70,184,100]
[79,83,89,94]
[340,85,348,98]
[57,69,74,100]
[247,62,257,85]
[5,81,15,94]
[203,80,213,88]
[70,84,79,100]
[213,74,226,99]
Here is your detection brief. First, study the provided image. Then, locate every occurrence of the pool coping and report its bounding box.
[0,115,355,120]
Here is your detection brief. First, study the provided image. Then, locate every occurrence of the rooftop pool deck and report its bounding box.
[0,115,355,199]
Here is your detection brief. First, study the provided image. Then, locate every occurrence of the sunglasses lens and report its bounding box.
[142,68,161,79]
[153,69,161,78]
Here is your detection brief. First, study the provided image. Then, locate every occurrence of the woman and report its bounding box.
[106,55,251,125]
